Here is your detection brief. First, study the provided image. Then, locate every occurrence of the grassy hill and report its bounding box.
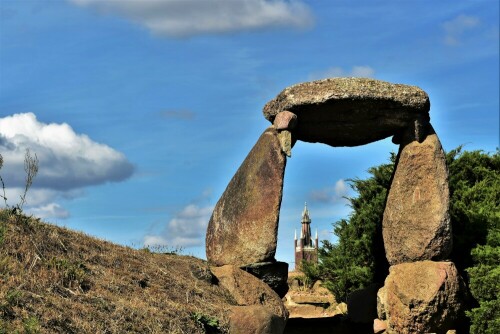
[0,210,234,333]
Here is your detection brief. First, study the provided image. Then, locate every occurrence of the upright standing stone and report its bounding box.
[206,127,286,266]
[383,124,452,265]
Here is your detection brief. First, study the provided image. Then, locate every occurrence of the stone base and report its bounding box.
[241,261,289,298]
[377,261,464,333]
[230,305,286,334]
[210,265,288,320]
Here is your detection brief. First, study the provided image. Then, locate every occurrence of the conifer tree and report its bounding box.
[307,147,499,333]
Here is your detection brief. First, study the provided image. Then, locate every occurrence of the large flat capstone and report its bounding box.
[263,78,430,147]
[206,127,286,266]
[383,125,451,265]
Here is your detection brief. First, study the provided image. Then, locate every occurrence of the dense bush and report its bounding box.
[307,147,499,332]
[305,153,394,302]
[448,149,499,333]
[466,226,500,333]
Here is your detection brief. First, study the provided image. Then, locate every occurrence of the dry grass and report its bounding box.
[0,210,234,333]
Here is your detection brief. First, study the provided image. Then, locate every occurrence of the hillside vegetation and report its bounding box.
[0,210,233,333]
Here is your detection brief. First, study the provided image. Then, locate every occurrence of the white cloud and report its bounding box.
[0,112,133,218]
[69,0,314,37]
[0,113,133,190]
[1,187,57,208]
[309,179,350,204]
[351,66,375,77]
[443,14,480,46]
[309,66,375,80]
[28,203,70,219]
[143,235,168,247]
[143,203,214,248]
[334,179,348,196]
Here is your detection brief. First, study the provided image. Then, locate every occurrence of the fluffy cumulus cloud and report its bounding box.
[309,179,350,204]
[143,203,214,248]
[442,14,480,46]
[309,66,375,80]
[69,0,314,37]
[0,113,134,218]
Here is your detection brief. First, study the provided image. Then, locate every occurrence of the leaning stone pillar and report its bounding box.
[383,122,452,265]
[206,126,286,267]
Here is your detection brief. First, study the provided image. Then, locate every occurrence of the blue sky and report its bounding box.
[0,0,498,267]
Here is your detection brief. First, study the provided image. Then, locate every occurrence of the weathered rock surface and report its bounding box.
[284,277,338,319]
[210,265,288,320]
[336,302,348,315]
[277,130,293,157]
[377,261,464,334]
[229,305,286,334]
[273,110,298,130]
[373,318,387,334]
[283,303,339,319]
[383,125,451,265]
[206,127,286,266]
[241,261,289,298]
[263,78,430,147]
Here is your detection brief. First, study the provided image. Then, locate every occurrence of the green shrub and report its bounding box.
[313,154,394,302]
[191,312,220,333]
[46,257,90,289]
[0,289,23,319]
[467,300,500,334]
[314,147,500,331]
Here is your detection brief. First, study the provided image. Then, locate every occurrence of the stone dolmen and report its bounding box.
[206,78,463,333]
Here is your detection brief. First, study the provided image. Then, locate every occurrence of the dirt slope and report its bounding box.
[0,210,234,333]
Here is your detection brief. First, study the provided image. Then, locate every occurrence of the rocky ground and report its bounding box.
[284,271,342,319]
[282,272,376,334]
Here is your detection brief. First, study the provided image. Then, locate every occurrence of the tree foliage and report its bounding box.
[447,148,500,271]
[308,147,499,333]
[308,153,394,302]
[447,148,500,333]
[465,209,500,333]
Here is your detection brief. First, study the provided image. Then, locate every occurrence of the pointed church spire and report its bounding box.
[302,202,311,223]
[295,201,319,270]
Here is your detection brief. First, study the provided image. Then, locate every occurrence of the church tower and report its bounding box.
[294,203,319,270]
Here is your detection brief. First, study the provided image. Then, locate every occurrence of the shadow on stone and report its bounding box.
[241,261,289,298]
